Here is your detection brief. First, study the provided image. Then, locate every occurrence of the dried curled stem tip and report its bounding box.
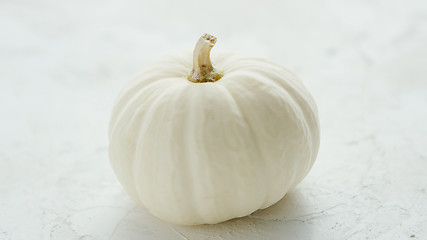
[188,33,223,83]
[203,33,217,46]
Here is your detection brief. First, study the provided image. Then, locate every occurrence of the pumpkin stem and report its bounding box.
[188,33,223,83]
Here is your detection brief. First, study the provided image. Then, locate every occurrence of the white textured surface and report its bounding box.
[1,0,426,239]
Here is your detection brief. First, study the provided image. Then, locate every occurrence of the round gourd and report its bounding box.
[109,34,320,225]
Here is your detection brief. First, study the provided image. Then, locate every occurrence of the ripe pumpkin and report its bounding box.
[109,34,320,225]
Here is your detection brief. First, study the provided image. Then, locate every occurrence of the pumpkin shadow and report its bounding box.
[175,189,314,240]
[108,189,314,240]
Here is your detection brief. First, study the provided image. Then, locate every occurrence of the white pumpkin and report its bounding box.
[109,34,320,225]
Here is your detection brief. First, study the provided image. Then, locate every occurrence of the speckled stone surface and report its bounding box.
[1,0,426,239]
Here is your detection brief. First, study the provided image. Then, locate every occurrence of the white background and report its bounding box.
[1,0,427,239]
